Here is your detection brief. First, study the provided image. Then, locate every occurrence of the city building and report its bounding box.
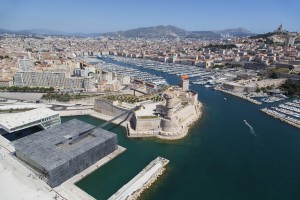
[13,119,118,187]
[287,37,295,47]
[0,79,13,87]
[18,58,35,71]
[13,71,94,92]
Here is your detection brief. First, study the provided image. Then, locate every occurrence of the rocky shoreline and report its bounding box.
[130,167,166,200]
[109,157,169,200]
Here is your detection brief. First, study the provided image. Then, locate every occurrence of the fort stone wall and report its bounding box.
[132,115,161,132]
[94,99,134,121]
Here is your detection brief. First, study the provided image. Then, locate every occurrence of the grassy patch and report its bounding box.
[138,115,159,119]
[103,94,164,104]
[42,93,100,102]
[0,108,33,113]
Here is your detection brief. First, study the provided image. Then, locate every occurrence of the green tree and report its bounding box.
[280,80,300,95]
[49,87,54,92]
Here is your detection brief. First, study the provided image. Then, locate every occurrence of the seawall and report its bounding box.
[109,157,169,200]
[260,108,300,129]
[94,99,134,121]
[215,88,262,105]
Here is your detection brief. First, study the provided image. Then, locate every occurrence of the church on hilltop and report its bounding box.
[275,23,286,33]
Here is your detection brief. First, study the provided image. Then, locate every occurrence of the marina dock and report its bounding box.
[261,99,300,129]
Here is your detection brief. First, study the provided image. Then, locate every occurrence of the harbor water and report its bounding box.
[64,59,300,200]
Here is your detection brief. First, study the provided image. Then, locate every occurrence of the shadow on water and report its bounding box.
[2,125,43,141]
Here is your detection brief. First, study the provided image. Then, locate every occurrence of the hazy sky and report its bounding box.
[0,0,299,33]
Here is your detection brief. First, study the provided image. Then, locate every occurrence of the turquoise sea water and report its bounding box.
[64,60,300,200]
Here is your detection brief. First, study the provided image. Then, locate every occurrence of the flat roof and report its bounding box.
[0,108,58,131]
[135,102,160,117]
[13,119,116,171]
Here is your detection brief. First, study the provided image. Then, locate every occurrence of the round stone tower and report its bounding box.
[160,93,178,133]
[163,94,174,119]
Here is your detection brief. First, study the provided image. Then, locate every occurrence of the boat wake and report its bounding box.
[243,120,256,136]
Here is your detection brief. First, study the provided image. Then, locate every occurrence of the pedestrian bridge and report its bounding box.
[99,101,153,128]
[99,106,138,128]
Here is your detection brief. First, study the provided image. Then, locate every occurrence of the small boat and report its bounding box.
[243,120,247,123]
[224,98,227,100]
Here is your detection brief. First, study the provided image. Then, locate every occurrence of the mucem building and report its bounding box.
[13,119,118,187]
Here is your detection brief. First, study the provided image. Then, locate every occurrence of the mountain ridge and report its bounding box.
[0,25,256,38]
[101,25,256,39]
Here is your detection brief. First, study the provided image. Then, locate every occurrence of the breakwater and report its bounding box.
[215,88,262,105]
[261,108,300,129]
[109,157,169,200]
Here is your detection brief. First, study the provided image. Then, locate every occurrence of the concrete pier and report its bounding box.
[215,88,262,105]
[109,157,169,200]
[261,108,300,129]
[56,146,126,200]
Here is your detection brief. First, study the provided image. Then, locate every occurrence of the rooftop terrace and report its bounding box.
[0,108,60,133]
[13,119,117,172]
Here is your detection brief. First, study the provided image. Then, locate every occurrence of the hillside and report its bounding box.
[250,31,300,44]
[216,27,256,37]
[0,28,100,37]
[0,26,256,39]
[101,25,188,38]
[101,25,256,39]
[188,31,220,39]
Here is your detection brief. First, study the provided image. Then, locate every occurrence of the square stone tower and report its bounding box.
[179,75,189,91]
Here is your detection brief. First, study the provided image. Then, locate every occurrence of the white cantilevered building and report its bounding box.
[0,108,61,134]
